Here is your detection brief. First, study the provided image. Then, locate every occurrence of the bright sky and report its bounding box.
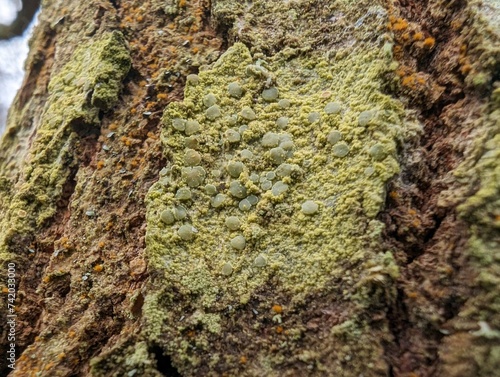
[0,0,37,135]
[0,0,22,25]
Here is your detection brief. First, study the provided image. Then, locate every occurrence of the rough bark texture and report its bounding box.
[0,0,498,376]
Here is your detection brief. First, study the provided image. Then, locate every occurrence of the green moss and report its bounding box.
[0,31,130,265]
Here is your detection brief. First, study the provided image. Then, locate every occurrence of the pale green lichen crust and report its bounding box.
[144,25,404,370]
[146,40,402,300]
[90,340,163,377]
[0,31,130,266]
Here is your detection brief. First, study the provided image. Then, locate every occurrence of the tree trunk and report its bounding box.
[1,0,499,376]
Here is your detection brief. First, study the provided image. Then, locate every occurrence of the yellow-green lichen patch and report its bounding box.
[90,339,163,377]
[145,39,404,323]
[455,92,500,313]
[0,31,130,262]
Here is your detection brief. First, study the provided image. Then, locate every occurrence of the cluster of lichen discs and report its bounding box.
[156,75,311,278]
[146,42,402,303]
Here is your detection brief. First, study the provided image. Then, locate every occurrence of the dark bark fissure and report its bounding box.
[150,345,182,377]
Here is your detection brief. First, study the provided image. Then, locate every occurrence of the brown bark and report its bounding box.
[0,0,498,376]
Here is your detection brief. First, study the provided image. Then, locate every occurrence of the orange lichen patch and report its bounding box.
[190,23,200,33]
[389,191,400,200]
[413,32,424,41]
[136,15,144,22]
[401,32,410,41]
[407,291,418,299]
[45,362,55,370]
[423,37,436,49]
[147,131,158,140]
[105,221,114,231]
[395,68,406,77]
[109,122,118,130]
[401,75,416,88]
[450,19,463,30]
[392,18,408,31]
[411,219,422,227]
[130,108,137,115]
[42,276,50,283]
[461,63,472,75]
[408,209,417,216]
[401,72,427,90]
[139,80,147,87]
[120,136,133,146]
[2,287,8,293]
[157,93,168,100]
[239,356,247,364]
[276,326,283,334]
[98,241,105,248]
[146,101,157,109]
[59,236,72,249]
[57,353,66,360]
[179,0,187,7]
[272,304,283,314]
[93,264,104,272]
[96,160,105,170]
[167,23,175,30]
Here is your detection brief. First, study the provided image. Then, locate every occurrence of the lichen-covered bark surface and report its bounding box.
[0,0,498,376]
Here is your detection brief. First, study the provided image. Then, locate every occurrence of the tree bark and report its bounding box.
[0,0,499,376]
